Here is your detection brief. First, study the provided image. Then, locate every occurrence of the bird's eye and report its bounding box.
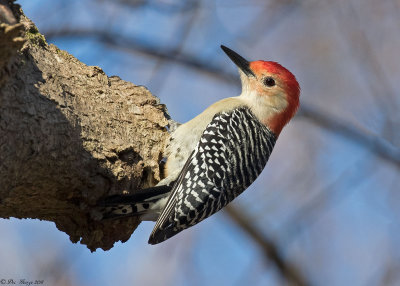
[263,77,275,87]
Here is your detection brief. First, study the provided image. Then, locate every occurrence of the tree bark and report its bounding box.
[0,1,169,251]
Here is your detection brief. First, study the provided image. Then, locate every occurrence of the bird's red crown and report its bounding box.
[250,60,300,135]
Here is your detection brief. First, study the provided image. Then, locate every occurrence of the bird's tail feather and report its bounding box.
[94,185,172,221]
[148,225,183,245]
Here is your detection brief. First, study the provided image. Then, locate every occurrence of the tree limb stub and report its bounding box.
[0,2,170,251]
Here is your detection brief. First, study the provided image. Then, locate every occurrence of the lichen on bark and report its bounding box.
[0,1,170,251]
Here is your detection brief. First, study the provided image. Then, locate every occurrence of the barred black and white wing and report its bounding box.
[149,107,276,244]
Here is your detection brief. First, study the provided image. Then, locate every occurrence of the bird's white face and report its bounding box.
[239,60,300,135]
[239,70,289,115]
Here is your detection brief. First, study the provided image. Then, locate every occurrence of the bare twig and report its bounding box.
[333,1,400,143]
[297,104,400,168]
[334,1,398,113]
[225,205,310,286]
[279,158,372,245]
[99,0,197,14]
[235,0,300,45]
[146,0,200,95]
[44,28,237,83]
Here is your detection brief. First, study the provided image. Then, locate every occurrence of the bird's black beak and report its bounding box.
[221,45,255,77]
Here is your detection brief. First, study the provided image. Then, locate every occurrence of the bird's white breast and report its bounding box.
[161,97,245,184]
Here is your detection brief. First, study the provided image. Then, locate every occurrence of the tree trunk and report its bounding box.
[0,1,170,251]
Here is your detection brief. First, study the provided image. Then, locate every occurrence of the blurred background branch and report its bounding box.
[225,205,309,286]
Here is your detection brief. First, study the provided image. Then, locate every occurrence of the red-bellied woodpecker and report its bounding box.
[100,45,300,244]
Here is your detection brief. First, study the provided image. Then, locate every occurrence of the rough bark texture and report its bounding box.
[0,1,170,251]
